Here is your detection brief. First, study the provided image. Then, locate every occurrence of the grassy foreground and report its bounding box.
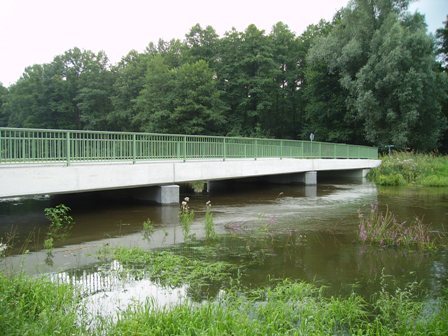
[2,247,448,335]
[368,152,448,186]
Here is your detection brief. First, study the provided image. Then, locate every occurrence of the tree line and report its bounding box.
[0,0,447,152]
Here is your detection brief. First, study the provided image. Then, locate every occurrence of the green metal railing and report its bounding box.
[0,127,378,165]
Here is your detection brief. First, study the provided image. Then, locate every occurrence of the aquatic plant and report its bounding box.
[142,218,155,241]
[204,200,217,241]
[113,247,236,290]
[44,204,74,244]
[358,204,435,249]
[180,197,194,240]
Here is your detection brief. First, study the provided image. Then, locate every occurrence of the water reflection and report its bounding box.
[50,260,189,325]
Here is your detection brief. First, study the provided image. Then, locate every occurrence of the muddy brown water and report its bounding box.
[1,181,447,319]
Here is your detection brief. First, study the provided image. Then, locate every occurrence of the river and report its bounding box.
[1,180,447,321]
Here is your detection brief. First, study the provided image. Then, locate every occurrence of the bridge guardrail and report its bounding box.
[0,127,378,165]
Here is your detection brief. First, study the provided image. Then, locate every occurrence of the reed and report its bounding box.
[358,204,436,249]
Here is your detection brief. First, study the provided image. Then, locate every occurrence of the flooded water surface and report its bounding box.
[1,181,447,320]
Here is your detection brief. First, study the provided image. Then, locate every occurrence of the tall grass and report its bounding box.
[358,204,436,249]
[204,201,217,241]
[1,268,447,335]
[108,279,448,336]
[0,273,84,336]
[180,197,194,240]
[369,152,448,187]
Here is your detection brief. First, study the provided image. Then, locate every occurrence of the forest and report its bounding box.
[0,0,447,152]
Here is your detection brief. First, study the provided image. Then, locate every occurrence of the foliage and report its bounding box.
[109,279,448,335]
[204,201,217,241]
[180,197,194,240]
[142,218,155,241]
[44,204,74,249]
[0,83,8,127]
[190,181,205,193]
[436,15,448,70]
[307,0,447,151]
[358,204,436,249]
[0,273,83,336]
[5,48,114,130]
[368,152,448,186]
[1,267,447,335]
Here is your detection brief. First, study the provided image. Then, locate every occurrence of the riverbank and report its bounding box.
[1,253,447,335]
[368,152,448,187]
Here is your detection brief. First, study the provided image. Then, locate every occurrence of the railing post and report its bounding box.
[254,139,257,160]
[132,134,136,164]
[66,131,71,166]
[223,137,226,161]
[280,140,283,160]
[0,129,2,162]
[183,135,187,162]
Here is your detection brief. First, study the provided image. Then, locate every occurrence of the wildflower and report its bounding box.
[0,242,7,255]
[206,200,211,207]
[184,197,190,202]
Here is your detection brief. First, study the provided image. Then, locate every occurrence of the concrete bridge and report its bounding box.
[0,127,380,203]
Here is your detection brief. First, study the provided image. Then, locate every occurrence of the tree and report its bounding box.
[109,51,151,131]
[217,25,276,136]
[302,19,360,143]
[268,22,303,138]
[136,58,227,134]
[436,16,448,70]
[307,0,446,150]
[0,83,9,127]
[185,24,220,67]
[5,48,114,130]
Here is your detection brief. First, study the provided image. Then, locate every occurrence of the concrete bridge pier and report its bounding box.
[133,185,180,204]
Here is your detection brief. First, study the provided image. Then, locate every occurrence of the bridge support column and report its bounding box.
[134,185,180,204]
[303,171,317,185]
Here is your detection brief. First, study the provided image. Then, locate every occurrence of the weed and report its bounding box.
[358,204,436,249]
[0,273,84,335]
[369,152,448,187]
[44,204,74,249]
[204,201,217,241]
[190,181,205,193]
[142,218,155,241]
[180,197,194,240]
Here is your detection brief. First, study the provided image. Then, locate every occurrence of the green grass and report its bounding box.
[0,273,83,336]
[1,269,447,335]
[369,152,448,187]
[109,280,448,336]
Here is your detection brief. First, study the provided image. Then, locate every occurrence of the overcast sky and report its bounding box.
[0,0,446,87]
